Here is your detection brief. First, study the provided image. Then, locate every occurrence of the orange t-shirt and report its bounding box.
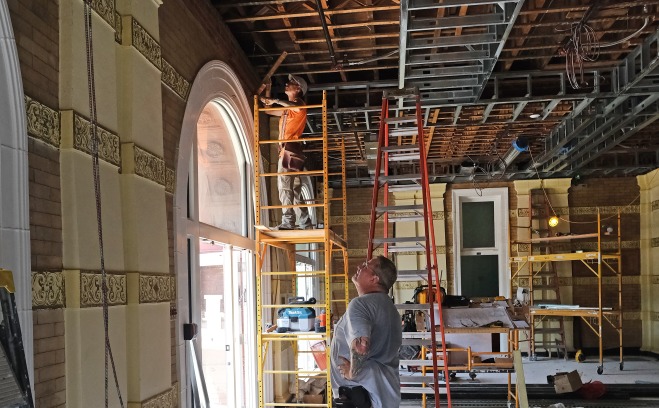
[278,101,307,141]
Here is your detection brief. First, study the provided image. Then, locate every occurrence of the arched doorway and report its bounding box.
[174,61,256,408]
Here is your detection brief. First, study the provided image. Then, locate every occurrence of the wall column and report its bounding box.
[115,0,171,406]
[638,168,659,353]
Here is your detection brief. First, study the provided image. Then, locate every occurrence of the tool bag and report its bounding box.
[278,297,316,331]
[280,142,305,171]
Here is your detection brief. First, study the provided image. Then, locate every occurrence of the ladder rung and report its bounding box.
[376,204,424,212]
[379,174,423,182]
[387,184,423,192]
[381,145,420,152]
[398,269,430,277]
[388,215,425,223]
[372,236,425,244]
[384,116,417,124]
[387,153,421,162]
[389,128,419,137]
[386,245,425,253]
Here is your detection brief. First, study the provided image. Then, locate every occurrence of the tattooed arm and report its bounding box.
[338,336,371,379]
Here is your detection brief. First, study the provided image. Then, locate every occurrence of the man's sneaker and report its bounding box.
[274,223,294,230]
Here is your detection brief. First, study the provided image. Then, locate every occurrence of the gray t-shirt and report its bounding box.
[330,292,402,408]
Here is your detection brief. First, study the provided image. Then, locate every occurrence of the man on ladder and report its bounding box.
[260,74,313,230]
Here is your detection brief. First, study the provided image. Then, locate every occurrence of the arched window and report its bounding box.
[175,61,256,408]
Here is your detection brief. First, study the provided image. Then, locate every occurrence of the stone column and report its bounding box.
[60,0,128,406]
[637,168,659,353]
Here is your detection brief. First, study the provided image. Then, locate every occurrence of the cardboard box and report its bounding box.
[553,370,583,394]
[302,394,324,404]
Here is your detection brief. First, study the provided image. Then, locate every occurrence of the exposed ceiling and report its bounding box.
[216,0,659,185]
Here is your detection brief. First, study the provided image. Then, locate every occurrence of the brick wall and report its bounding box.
[28,138,63,271]
[568,178,641,349]
[33,309,65,408]
[7,0,59,108]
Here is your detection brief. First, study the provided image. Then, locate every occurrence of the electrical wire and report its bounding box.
[83,2,124,407]
[560,5,652,89]
[528,147,658,226]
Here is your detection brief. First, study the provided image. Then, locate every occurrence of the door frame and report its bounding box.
[452,187,510,298]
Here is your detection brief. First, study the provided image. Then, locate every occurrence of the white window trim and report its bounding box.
[174,61,256,408]
[0,1,34,396]
[452,187,510,298]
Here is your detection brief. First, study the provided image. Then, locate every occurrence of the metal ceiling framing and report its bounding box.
[216,0,659,183]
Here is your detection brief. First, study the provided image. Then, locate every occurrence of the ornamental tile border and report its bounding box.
[114,10,122,43]
[651,237,659,248]
[90,0,115,28]
[624,312,640,320]
[572,276,639,285]
[80,271,127,307]
[139,274,174,303]
[652,313,659,322]
[32,271,65,309]
[133,145,166,186]
[652,200,659,211]
[347,215,374,223]
[73,112,121,166]
[25,96,60,147]
[143,383,178,408]
[131,18,162,70]
[652,276,659,284]
[569,205,639,215]
[161,58,190,100]
[576,240,638,251]
[165,168,176,194]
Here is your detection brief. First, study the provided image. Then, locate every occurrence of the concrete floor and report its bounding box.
[400,354,659,407]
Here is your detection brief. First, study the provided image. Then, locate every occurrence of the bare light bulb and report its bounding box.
[548,216,559,227]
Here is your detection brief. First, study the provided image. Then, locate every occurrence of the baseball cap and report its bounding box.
[288,74,308,96]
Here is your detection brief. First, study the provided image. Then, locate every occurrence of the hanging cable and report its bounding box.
[559,5,652,89]
[527,148,655,225]
[83,2,125,407]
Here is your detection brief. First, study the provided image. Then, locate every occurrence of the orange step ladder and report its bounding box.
[367,88,452,407]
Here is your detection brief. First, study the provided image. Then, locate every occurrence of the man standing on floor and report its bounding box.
[260,74,313,230]
[331,256,402,408]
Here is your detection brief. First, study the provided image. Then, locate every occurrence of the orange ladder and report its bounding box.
[367,88,452,407]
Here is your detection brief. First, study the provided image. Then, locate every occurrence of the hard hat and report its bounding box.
[288,74,308,96]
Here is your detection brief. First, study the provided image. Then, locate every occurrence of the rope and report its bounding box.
[83,2,125,407]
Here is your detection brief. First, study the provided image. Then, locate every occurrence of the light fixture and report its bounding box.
[529,113,541,119]
[602,225,614,235]
[548,216,559,228]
